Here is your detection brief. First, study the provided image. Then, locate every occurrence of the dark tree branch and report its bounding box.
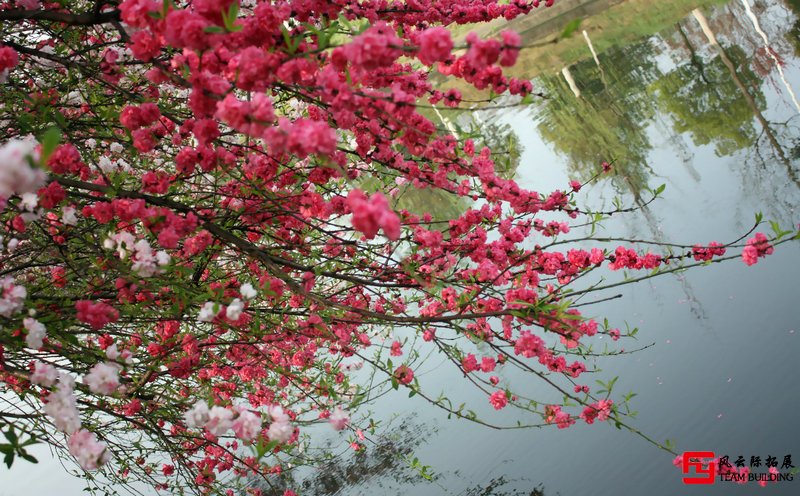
[0,8,120,26]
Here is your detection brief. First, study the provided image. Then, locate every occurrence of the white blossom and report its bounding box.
[184,400,210,429]
[129,239,170,277]
[266,405,293,443]
[206,406,234,436]
[23,317,46,349]
[19,192,38,211]
[267,420,293,443]
[240,282,258,300]
[226,298,244,320]
[0,277,26,317]
[64,90,84,106]
[97,156,114,172]
[67,429,110,470]
[329,406,350,431]
[115,158,131,172]
[198,302,217,322]
[83,362,121,395]
[61,206,78,226]
[0,137,46,198]
[105,344,120,360]
[232,408,262,441]
[43,372,81,434]
[30,360,58,387]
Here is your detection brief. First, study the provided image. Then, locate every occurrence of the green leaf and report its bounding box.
[770,220,782,239]
[17,113,34,134]
[350,391,366,408]
[203,26,225,34]
[255,439,279,459]
[19,452,38,464]
[227,1,239,21]
[279,24,301,54]
[40,127,61,162]
[769,221,792,240]
[20,435,38,447]
[161,0,173,17]
[221,1,242,32]
[755,211,763,224]
[560,18,583,39]
[3,427,18,446]
[53,111,67,128]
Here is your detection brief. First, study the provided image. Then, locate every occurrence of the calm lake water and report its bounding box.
[2,1,798,495]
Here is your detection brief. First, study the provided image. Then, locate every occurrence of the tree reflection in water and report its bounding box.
[253,417,554,495]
